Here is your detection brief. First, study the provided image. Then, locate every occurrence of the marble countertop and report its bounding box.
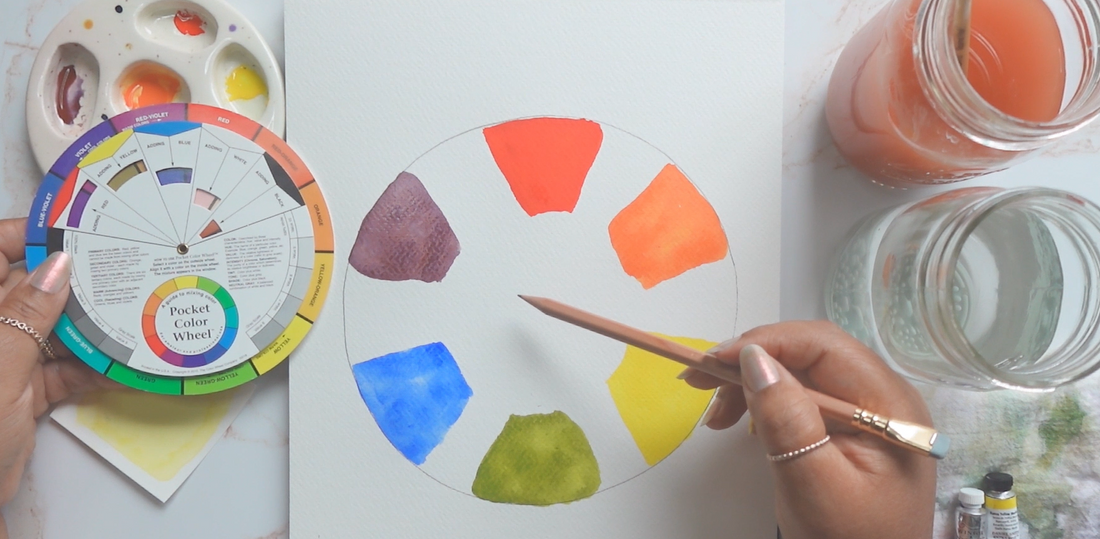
[3,0,1100,537]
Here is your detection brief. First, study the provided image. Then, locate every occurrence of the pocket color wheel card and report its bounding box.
[26,104,333,395]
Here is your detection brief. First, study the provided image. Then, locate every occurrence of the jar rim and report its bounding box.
[914,0,1100,151]
[919,187,1100,389]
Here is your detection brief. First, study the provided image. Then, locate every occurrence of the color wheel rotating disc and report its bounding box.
[26,103,333,395]
[344,117,737,506]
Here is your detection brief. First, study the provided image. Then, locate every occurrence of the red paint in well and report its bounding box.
[173,10,205,36]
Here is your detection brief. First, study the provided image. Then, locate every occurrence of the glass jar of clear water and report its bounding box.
[826,187,1100,391]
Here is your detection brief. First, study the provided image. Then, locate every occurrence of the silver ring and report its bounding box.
[0,316,58,360]
[767,435,831,462]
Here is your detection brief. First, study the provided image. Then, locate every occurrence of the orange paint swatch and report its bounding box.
[608,164,728,289]
[484,117,603,216]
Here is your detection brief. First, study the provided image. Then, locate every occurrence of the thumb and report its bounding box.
[740,344,832,463]
[0,252,71,397]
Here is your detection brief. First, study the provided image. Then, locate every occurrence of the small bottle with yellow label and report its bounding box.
[983,472,1020,539]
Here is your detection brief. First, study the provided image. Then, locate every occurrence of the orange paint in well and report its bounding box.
[173,10,205,36]
[484,117,603,216]
[608,164,728,289]
[83,19,94,29]
[121,69,181,110]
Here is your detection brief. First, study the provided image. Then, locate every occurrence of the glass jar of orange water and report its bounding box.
[826,0,1100,186]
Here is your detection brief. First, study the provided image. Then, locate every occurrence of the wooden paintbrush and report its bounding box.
[519,295,950,460]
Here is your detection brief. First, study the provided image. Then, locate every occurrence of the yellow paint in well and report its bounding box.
[78,131,133,168]
[607,334,717,466]
[225,65,268,102]
[76,389,235,481]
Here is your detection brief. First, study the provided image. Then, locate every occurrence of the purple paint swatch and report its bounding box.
[350,172,461,282]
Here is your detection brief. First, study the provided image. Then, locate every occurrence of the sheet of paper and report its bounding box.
[51,384,254,502]
[286,0,783,536]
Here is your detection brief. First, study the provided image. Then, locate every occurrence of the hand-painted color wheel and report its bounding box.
[344,117,737,505]
[25,104,334,395]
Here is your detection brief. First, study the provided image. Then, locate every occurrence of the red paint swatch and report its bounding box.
[484,118,603,217]
[608,164,728,289]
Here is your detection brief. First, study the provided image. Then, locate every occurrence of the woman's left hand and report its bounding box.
[0,218,114,539]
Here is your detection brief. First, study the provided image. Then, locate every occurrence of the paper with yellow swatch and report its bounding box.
[51,385,253,502]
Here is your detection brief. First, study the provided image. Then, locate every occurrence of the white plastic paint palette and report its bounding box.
[27,0,285,173]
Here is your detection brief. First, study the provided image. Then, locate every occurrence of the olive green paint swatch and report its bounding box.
[471,411,601,505]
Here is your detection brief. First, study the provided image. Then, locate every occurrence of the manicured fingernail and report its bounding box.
[706,336,738,355]
[29,252,71,294]
[676,367,695,380]
[700,398,722,427]
[740,344,780,392]
[748,417,756,435]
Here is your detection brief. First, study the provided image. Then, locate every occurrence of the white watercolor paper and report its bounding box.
[51,385,254,502]
[286,0,783,536]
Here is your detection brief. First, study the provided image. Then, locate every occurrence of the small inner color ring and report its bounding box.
[142,276,239,368]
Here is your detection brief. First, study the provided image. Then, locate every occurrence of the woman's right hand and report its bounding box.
[682,321,937,539]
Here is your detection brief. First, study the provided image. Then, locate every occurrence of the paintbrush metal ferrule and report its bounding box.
[852,409,948,458]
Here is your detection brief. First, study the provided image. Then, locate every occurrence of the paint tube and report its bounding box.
[956,488,986,539]
[983,472,1020,539]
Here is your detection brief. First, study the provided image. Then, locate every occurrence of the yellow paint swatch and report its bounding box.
[606,334,717,466]
[225,65,268,102]
[75,390,234,481]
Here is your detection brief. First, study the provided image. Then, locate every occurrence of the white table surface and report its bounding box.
[3,0,1100,537]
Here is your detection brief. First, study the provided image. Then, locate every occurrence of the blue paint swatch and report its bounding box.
[352,342,473,465]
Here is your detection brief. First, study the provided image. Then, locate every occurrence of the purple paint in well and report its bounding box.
[56,65,84,125]
[350,172,461,282]
[229,24,237,31]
